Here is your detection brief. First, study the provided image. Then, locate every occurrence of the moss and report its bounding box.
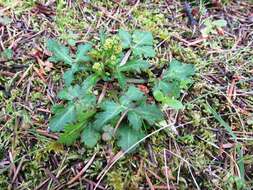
[107,171,124,190]
[55,1,87,39]
[133,9,169,40]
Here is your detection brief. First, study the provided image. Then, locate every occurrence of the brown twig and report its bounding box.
[11,156,25,184]
[36,129,58,140]
[34,178,50,190]
[113,109,128,135]
[145,170,155,190]
[67,152,97,185]
[96,151,124,180]
[16,64,33,87]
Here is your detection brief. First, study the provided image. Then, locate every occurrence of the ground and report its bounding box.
[0,0,253,190]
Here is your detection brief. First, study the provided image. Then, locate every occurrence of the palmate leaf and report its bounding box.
[118,29,155,58]
[81,74,99,93]
[57,85,81,101]
[152,60,195,110]
[132,46,155,58]
[122,85,145,101]
[47,40,93,86]
[153,86,184,110]
[117,125,145,151]
[118,59,150,72]
[82,125,101,148]
[154,80,181,98]
[153,80,171,94]
[57,80,97,102]
[50,93,96,132]
[132,31,153,46]
[58,110,96,145]
[127,111,142,130]
[63,69,75,86]
[49,103,77,132]
[75,96,97,119]
[119,86,145,105]
[132,31,155,58]
[58,122,84,145]
[163,59,195,81]
[162,96,184,110]
[75,43,92,63]
[94,101,125,130]
[63,64,87,86]
[47,39,73,65]
[118,29,131,49]
[115,59,150,89]
[114,70,127,89]
[134,103,163,124]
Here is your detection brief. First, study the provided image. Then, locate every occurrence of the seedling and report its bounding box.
[47,30,195,151]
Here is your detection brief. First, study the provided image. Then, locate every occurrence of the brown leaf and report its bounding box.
[137,84,149,94]
[37,58,53,72]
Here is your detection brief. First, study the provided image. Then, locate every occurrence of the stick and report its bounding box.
[67,152,97,185]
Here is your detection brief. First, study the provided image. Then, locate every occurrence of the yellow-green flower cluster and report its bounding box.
[102,37,122,66]
[92,62,104,73]
[89,36,122,71]
[103,37,122,54]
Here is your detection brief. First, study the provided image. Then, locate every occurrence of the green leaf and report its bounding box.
[57,85,81,101]
[119,86,145,105]
[81,74,99,93]
[63,64,86,86]
[49,103,76,132]
[154,80,181,98]
[124,86,145,101]
[154,80,171,94]
[51,104,65,114]
[75,43,92,63]
[153,90,164,102]
[134,103,163,124]
[67,39,76,46]
[58,122,85,145]
[131,31,155,58]
[82,126,101,148]
[63,70,74,86]
[128,111,142,130]
[114,71,126,89]
[132,46,155,58]
[47,39,73,65]
[63,68,75,86]
[75,95,96,117]
[163,97,184,110]
[132,31,153,46]
[118,29,132,49]
[58,110,96,145]
[94,101,125,130]
[118,59,150,72]
[163,59,195,81]
[117,125,145,151]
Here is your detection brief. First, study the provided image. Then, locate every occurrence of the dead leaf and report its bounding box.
[137,84,149,94]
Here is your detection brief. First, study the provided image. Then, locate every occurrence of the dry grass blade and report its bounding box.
[67,152,97,185]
